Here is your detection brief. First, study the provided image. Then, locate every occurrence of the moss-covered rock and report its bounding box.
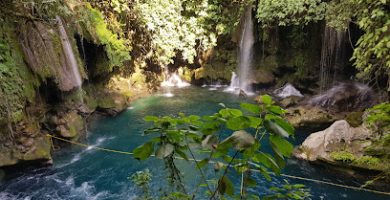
[50,111,85,139]
[286,106,341,131]
[0,120,52,167]
[346,112,364,127]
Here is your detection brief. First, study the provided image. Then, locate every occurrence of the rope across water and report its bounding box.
[47,134,390,197]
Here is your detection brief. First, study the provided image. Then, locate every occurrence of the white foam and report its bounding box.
[161,73,190,88]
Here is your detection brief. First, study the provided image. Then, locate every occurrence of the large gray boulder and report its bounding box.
[295,120,373,161]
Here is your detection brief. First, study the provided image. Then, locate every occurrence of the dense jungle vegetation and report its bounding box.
[0,0,389,199]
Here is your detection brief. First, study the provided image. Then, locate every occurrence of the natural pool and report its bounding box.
[0,87,387,200]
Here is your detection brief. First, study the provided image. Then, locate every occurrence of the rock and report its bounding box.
[295,120,372,162]
[22,136,52,162]
[345,112,363,127]
[60,112,84,138]
[19,20,85,91]
[252,69,275,86]
[96,92,128,116]
[286,106,340,131]
[0,120,52,167]
[274,83,303,98]
[49,111,85,138]
[279,96,302,108]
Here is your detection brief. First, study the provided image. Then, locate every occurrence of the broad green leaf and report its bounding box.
[226,116,250,130]
[257,165,272,181]
[228,109,243,117]
[155,143,174,159]
[253,152,281,174]
[264,119,290,138]
[269,135,293,157]
[218,176,234,196]
[144,115,158,122]
[240,103,261,114]
[268,105,285,115]
[133,142,154,160]
[261,95,273,105]
[175,149,189,161]
[247,116,262,128]
[198,158,209,168]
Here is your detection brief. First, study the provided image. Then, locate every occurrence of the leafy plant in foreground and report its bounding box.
[132,95,307,199]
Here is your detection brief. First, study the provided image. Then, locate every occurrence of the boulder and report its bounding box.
[286,106,340,131]
[0,120,52,167]
[279,96,302,108]
[50,111,85,138]
[295,120,373,162]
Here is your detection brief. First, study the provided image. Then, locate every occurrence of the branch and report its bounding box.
[210,150,240,199]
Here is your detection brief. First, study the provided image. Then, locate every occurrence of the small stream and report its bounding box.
[0,87,387,200]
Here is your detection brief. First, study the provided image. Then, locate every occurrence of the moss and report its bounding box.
[353,156,381,168]
[0,19,39,125]
[75,3,131,75]
[330,151,356,163]
[346,112,363,127]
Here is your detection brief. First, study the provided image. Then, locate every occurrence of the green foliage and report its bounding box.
[354,156,381,167]
[330,151,356,163]
[365,102,390,133]
[130,169,153,187]
[256,0,326,27]
[352,0,390,86]
[76,3,131,73]
[0,19,37,127]
[135,0,248,65]
[133,95,303,199]
[326,0,390,87]
[264,181,311,200]
[130,169,153,200]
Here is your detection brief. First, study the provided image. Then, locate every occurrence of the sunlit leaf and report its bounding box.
[240,103,261,114]
[133,142,154,160]
[270,135,293,157]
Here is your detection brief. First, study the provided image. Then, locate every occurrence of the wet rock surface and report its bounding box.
[286,106,341,131]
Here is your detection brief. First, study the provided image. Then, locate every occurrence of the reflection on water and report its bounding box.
[0,87,387,200]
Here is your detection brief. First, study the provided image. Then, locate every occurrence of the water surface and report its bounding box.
[0,87,387,199]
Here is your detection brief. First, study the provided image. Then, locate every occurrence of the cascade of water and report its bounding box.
[226,6,254,95]
[56,16,83,89]
[161,72,190,88]
[319,26,346,92]
[238,6,254,93]
[224,72,239,92]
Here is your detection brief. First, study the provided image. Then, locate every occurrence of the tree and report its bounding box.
[132,95,310,199]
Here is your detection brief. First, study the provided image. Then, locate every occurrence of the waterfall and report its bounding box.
[226,6,254,95]
[161,72,190,88]
[56,16,82,89]
[238,6,254,93]
[319,26,346,91]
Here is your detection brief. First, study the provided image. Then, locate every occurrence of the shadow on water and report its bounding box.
[0,87,388,200]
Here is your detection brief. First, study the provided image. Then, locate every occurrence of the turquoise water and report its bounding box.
[0,87,388,199]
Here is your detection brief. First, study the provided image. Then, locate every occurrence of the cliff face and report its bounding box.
[0,2,155,168]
